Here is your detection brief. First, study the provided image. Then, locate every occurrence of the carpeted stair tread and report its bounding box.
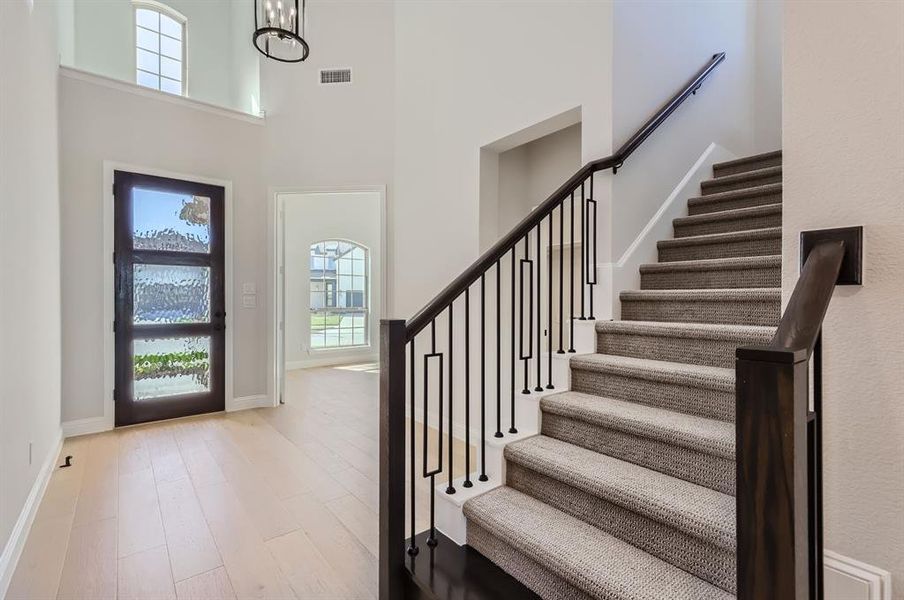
[701,166,781,195]
[657,227,782,262]
[595,320,775,368]
[504,436,736,550]
[673,203,782,237]
[640,255,781,274]
[570,353,734,393]
[541,391,734,459]
[463,487,734,600]
[687,183,782,215]
[619,288,781,326]
[712,150,781,177]
[639,255,781,290]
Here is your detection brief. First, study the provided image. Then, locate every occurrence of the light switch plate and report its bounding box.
[242,294,257,308]
[242,282,257,295]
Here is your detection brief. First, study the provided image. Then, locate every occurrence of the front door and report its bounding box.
[113,171,226,426]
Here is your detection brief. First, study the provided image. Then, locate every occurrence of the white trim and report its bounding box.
[285,353,379,371]
[102,162,235,428]
[59,66,264,124]
[0,431,63,597]
[825,550,893,600]
[61,416,110,438]
[268,185,391,406]
[228,395,272,412]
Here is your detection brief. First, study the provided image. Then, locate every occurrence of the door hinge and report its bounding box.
[113,388,118,402]
[113,320,117,332]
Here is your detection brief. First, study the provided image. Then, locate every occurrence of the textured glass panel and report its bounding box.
[133,336,210,400]
[136,27,159,52]
[160,14,182,40]
[160,77,182,96]
[133,189,210,252]
[137,48,159,74]
[136,8,159,31]
[137,70,160,90]
[134,264,210,324]
[160,35,181,60]
[160,56,181,80]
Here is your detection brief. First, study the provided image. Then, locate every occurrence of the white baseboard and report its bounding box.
[61,415,111,438]
[825,550,893,600]
[0,431,63,598]
[227,394,273,412]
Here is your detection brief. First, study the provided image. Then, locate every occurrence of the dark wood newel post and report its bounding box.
[380,320,407,600]
[736,348,811,600]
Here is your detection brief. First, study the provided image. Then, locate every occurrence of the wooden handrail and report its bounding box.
[405,52,726,341]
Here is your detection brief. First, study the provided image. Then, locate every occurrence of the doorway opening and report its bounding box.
[272,188,386,405]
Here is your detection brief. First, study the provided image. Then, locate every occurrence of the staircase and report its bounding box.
[461,150,783,599]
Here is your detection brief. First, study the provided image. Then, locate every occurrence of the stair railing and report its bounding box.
[736,227,862,600]
[380,52,726,600]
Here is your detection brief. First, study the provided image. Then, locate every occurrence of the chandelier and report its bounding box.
[253,0,309,63]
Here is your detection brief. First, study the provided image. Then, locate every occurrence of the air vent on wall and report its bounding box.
[319,68,352,85]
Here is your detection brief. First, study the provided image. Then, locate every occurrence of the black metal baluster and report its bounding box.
[445,304,455,495]
[407,339,418,556]
[811,332,825,600]
[508,251,517,434]
[558,201,565,354]
[534,224,543,392]
[579,181,586,320]
[479,274,488,481]
[569,192,576,352]
[463,289,472,488]
[499,258,507,436]
[588,174,596,320]
[547,214,554,389]
[520,236,531,395]
[423,320,442,547]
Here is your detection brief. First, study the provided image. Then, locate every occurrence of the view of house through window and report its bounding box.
[310,240,368,349]
[135,3,185,95]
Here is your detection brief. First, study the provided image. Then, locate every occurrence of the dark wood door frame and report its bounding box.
[113,170,227,426]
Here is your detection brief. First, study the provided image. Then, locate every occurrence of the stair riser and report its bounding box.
[702,172,781,195]
[641,266,780,290]
[620,298,780,327]
[541,413,734,494]
[658,236,781,262]
[507,463,737,594]
[596,331,772,369]
[689,189,782,215]
[570,368,733,421]
[466,522,593,600]
[713,156,781,178]
[674,212,782,237]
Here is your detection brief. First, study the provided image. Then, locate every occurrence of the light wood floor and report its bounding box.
[6,363,465,600]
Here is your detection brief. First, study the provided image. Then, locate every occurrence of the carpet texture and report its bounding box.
[463,150,783,598]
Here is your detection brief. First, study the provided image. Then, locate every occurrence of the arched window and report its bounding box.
[134,1,186,96]
[310,240,369,349]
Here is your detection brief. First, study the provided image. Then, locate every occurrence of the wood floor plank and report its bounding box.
[55,517,117,600]
[283,493,377,600]
[266,529,359,600]
[174,567,237,600]
[5,514,72,600]
[118,467,166,558]
[146,428,190,484]
[194,482,296,600]
[327,493,379,558]
[117,545,176,600]
[156,477,222,583]
[173,422,227,489]
[72,434,119,527]
[118,428,151,475]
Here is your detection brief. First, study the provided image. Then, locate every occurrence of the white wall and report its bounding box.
[784,1,904,592]
[283,192,382,368]
[58,74,266,422]
[65,0,260,113]
[753,0,782,153]
[393,0,613,319]
[0,0,63,579]
[609,0,769,261]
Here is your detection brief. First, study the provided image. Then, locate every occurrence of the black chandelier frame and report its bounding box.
[252,0,309,63]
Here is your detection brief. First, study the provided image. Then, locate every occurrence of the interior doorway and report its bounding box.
[113,170,226,426]
[272,188,386,405]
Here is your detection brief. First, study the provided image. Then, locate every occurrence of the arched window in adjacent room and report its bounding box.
[133,1,186,96]
[309,240,369,349]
